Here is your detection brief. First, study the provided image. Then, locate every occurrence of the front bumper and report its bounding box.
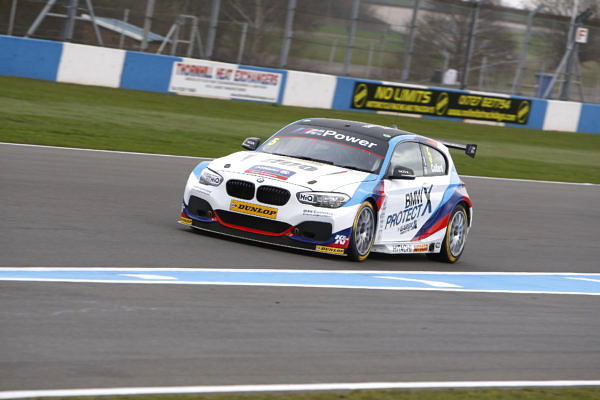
[180,200,352,256]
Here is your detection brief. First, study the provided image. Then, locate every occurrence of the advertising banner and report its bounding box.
[351,81,531,125]
[169,60,283,103]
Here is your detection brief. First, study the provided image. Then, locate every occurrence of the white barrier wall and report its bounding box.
[57,43,125,88]
[1,36,598,134]
[542,100,582,133]
[282,71,336,109]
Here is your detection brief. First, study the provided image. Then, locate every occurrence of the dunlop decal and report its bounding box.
[230,200,278,219]
[180,217,192,225]
[351,82,530,125]
[316,245,345,255]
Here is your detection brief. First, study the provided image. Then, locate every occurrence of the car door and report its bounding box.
[378,141,447,243]
[414,143,450,241]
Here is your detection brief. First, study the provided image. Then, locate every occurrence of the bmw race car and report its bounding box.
[180,118,476,262]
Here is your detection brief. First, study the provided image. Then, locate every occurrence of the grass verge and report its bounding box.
[1,75,599,183]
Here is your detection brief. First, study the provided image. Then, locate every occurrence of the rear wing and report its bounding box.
[436,139,477,158]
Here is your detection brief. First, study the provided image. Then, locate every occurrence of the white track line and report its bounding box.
[1,267,598,275]
[0,142,208,160]
[461,175,598,186]
[2,142,597,186]
[1,381,599,399]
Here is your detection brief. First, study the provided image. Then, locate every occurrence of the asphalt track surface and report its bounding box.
[1,143,599,391]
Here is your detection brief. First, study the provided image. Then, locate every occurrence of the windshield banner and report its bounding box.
[351,82,530,125]
[169,60,283,103]
[276,125,388,157]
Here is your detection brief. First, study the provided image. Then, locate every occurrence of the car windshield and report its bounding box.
[259,125,387,173]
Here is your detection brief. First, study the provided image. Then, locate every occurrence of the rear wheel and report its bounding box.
[348,201,376,261]
[428,204,468,263]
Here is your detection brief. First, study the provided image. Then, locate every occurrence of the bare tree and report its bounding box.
[531,0,599,64]
[410,0,517,82]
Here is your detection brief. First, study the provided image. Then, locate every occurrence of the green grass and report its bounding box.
[30,387,600,400]
[1,76,599,184]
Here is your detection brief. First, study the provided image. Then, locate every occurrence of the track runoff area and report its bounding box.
[1,143,599,397]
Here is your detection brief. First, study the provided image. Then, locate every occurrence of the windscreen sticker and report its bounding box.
[294,128,378,149]
[246,165,296,180]
[271,125,388,157]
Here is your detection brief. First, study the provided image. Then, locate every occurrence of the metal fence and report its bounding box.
[2,0,600,103]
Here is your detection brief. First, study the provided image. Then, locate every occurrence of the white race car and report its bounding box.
[181,118,476,262]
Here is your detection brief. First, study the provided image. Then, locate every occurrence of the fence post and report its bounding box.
[366,42,374,78]
[60,0,78,42]
[559,0,580,100]
[279,0,296,68]
[344,0,360,76]
[119,8,129,49]
[329,39,338,66]
[8,0,18,35]
[141,0,155,51]
[512,4,543,95]
[237,23,248,64]
[460,0,485,90]
[187,16,198,58]
[206,0,221,60]
[401,0,420,82]
[478,56,487,89]
[595,73,600,103]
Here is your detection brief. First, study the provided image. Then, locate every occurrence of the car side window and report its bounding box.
[421,144,447,176]
[389,142,424,177]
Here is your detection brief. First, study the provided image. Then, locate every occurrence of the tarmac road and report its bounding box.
[1,143,599,391]
[1,143,598,271]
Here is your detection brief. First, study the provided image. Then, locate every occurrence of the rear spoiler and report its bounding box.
[436,139,477,158]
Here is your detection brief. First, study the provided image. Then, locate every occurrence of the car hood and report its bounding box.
[208,151,377,192]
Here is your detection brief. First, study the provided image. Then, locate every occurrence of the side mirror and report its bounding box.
[242,137,261,151]
[389,166,416,180]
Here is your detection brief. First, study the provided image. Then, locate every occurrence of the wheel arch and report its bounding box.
[364,197,379,220]
[456,199,472,227]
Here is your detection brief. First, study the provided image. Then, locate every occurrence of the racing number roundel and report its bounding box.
[517,100,530,124]
[435,92,449,116]
[353,83,368,108]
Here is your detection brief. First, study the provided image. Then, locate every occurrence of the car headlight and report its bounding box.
[296,192,350,208]
[199,168,223,186]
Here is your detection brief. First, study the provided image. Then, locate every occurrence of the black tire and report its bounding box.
[348,201,376,262]
[428,204,468,263]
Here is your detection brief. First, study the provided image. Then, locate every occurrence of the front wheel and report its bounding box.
[428,204,468,263]
[348,201,376,262]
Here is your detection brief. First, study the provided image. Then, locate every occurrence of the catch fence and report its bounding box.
[2,0,599,102]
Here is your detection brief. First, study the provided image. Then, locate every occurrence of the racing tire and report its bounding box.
[348,201,376,262]
[428,204,468,263]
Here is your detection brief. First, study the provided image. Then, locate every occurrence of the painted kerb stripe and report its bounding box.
[1,381,600,399]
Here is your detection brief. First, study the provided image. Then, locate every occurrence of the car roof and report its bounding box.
[296,118,414,142]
